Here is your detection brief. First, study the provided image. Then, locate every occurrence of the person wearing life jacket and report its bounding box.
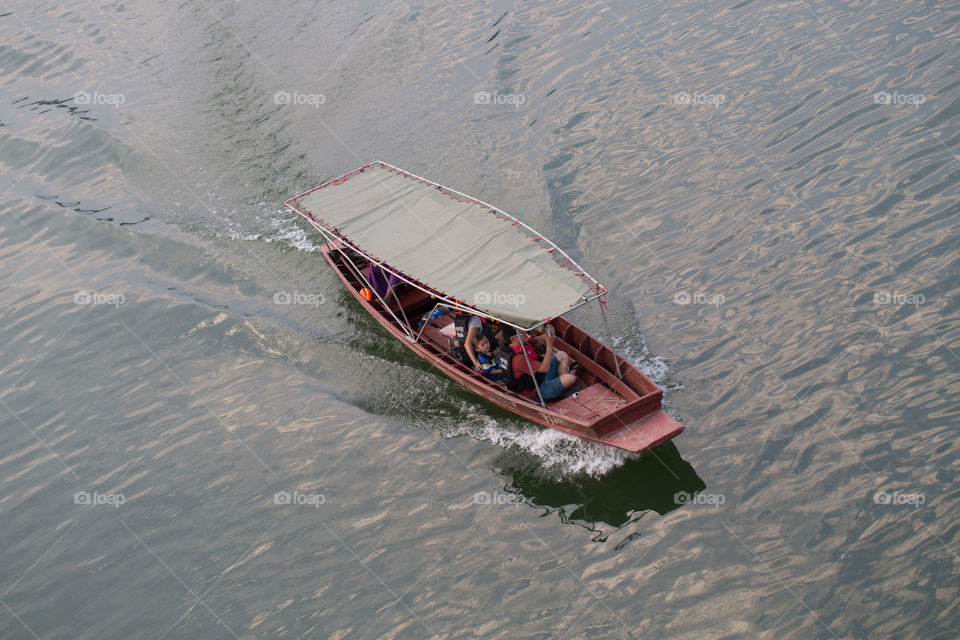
[474,334,505,382]
[453,312,501,371]
[504,326,576,401]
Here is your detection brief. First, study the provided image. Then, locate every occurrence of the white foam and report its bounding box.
[264,216,323,252]
[614,332,680,390]
[442,404,635,478]
[223,229,262,241]
[481,424,635,476]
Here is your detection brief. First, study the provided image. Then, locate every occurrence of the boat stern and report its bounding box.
[596,410,685,453]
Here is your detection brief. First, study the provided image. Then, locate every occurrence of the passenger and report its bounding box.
[504,326,576,401]
[463,315,502,371]
[475,335,504,382]
[368,262,403,305]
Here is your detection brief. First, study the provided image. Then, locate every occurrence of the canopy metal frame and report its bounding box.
[298,216,605,334]
[286,162,625,393]
[285,161,607,331]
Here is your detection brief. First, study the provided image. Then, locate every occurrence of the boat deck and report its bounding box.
[417,314,627,423]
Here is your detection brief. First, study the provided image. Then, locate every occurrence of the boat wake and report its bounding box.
[613,332,678,390]
[350,379,636,478]
[263,217,323,252]
[441,405,636,478]
[219,211,325,253]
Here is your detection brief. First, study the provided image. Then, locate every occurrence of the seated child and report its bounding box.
[475,335,504,382]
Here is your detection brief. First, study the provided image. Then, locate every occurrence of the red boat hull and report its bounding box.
[322,245,683,453]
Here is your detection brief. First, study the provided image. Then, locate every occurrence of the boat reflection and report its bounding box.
[492,441,704,537]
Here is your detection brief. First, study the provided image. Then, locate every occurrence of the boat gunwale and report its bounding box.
[322,244,673,440]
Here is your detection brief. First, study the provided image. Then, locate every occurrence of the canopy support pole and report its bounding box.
[414,301,443,342]
[335,246,415,340]
[386,280,416,340]
[519,334,547,408]
[598,298,623,379]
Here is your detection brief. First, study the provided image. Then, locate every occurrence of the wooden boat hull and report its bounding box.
[322,245,683,453]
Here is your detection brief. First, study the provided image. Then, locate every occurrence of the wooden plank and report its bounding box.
[597,410,684,453]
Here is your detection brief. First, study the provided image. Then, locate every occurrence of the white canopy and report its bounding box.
[286,162,602,327]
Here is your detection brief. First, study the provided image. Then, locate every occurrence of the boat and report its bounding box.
[284,161,683,453]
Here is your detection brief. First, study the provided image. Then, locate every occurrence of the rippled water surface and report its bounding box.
[2,0,959,637]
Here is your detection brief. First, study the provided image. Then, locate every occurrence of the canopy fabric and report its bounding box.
[288,162,600,327]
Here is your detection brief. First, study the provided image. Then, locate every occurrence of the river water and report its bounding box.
[2,0,958,638]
